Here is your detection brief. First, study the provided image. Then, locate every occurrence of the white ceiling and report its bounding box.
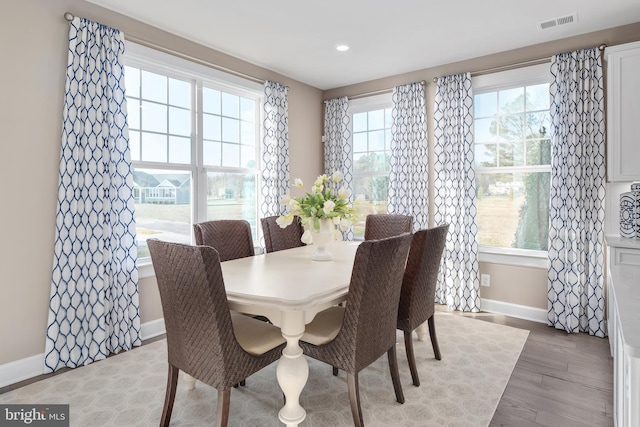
[87,0,640,90]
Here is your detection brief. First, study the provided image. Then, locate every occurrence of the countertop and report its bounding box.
[606,234,640,250]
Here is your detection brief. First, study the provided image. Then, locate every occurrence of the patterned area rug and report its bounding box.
[1,313,528,426]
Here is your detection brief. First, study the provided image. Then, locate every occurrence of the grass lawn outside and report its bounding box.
[476,194,524,248]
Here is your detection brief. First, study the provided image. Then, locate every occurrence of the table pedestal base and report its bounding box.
[183,373,196,389]
[277,311,308,427]
[416,321,428,341]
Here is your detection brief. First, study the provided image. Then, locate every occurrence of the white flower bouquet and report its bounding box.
[277,171,364,244]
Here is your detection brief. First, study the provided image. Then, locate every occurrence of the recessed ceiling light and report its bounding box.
[335,44,350,52]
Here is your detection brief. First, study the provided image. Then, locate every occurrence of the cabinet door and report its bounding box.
[607,41,640,182]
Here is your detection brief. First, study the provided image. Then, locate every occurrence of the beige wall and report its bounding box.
[0,0,323,365]
[325,22,640,311]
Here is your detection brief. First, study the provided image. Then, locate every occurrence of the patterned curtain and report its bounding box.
[389,82,428,231]
[323,97,353,240]
[433,73,481,312]
[45,17,140,372]
[261,81,289,217]
[547,47,606,337]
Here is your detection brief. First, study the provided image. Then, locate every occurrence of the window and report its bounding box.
[125,43,262,262]
[473,64,551,258]
[349,94,393,239]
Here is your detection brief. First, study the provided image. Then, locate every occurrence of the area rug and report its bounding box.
[1,313,528,426]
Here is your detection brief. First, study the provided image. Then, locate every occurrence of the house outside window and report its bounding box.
[125,43,262,262]
[472,64,551,266]
[349,93,393,239]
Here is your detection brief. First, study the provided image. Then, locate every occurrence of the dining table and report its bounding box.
[201,241,360,426]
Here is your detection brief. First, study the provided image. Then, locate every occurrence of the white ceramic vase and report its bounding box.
[311,218,334,261]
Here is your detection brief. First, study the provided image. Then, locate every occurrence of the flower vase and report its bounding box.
[311,218,334,261]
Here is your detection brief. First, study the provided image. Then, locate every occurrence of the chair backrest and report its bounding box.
[336,233,413,372]
[261,215,305,253]
[364,214,413,240]
[147,239,243,389]
[397,224,449,332]
[193,220,254,262]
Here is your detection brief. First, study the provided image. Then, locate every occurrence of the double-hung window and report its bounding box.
[473,64,551,266]
[349,93,393,239]
[124,43,262,264]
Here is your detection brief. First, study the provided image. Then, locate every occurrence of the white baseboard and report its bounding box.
[140,318,166,340]
[0,354,46,389]
[481,298,548,324]
[1,319,167,389]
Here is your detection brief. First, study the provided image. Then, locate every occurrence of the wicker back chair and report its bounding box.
[363,214,413,240]
[193,220,254,261]
[299,233,413,427]
[260,215,305,253]
[397,224,449,386]
[147,239,285,427]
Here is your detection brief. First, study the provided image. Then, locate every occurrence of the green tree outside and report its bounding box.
[479,89,550,251]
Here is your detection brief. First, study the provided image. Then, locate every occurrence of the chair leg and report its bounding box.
[387,346,405,404]
[428,315,442,360]
[160,364,179,427]
[216,389,231,427]
[347,372,364,427]
[404,330,420,387]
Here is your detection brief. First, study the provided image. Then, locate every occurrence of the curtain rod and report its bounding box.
[432,44,607,83]
[63,12,267,86]
[341,80,426,101]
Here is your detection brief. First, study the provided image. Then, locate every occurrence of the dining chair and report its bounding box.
[397,224,449,386]
[193,219,255,261]
[260,215,305,253]
[194,219,270,326]
[147,239,286,427]
[363,214,413,240]
[299,233,413,427]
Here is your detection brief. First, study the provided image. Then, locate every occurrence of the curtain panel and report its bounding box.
[389,81,428,231]
[261,81,290,217]
[433,73,481,312]
[323,97,354,240]
[547,47,607,337]
[45,17,140,372]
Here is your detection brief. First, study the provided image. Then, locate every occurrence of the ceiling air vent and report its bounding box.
[538,13,577,30]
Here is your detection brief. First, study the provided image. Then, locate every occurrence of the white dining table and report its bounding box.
[221,241,360,426]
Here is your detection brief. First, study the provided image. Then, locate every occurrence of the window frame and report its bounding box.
[124,43,264,277]
[348,93,393,240]
[472,63,551,269]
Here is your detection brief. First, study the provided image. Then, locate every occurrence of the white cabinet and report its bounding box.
[606,237,640,427]
[606,41,640,182]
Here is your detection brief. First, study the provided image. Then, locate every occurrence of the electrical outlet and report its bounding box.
[481,274,491,287]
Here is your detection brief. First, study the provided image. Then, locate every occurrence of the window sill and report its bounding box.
[478,246,549,269]
[138,260,155,279]
[136,245,265,280]
[137,246,549,278]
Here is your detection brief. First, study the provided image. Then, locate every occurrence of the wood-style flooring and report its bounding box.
[436,306,614,427]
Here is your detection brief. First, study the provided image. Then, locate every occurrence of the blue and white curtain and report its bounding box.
[261,81,289,217]
[433,73,481,312]
[547,47,606,337]
[323,96,354,240]
[45,17,140,372]
[389,82,428,231]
